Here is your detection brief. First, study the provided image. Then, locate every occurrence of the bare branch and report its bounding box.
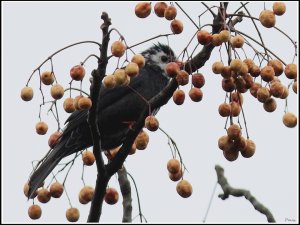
[184,44,215,74]
[202,2,217,17]
[175,2,199,29]
[81,54,100,65]
[127,172,146,223]
[118,167,132,223]
[127,33,173,49]
[87,12,112,222]
[26,41,101,86]
[235,29,286,65]
[215,165,276,223]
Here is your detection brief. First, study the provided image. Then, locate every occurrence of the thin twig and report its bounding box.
[62,153,78,185]
[237,95,249,139]
[228,12,297,48]
[81,54,100,65]
[239,3,269,60]
[175,2,199,29]
[127,33,174,49]
[64,87,90,97]
[235,29,286,65]
[127,172,145,223]
[159,127,188,174]
[201,2,216,17]
[26,41,101,86]
[202,182,218,222]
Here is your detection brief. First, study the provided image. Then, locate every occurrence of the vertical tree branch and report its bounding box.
[118,167,133,222]
[87,12,112,222]
[215,165,276,222]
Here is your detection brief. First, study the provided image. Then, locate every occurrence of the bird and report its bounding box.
[28,43,178,198]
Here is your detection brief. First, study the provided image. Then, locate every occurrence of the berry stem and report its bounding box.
[175,2,199,29]
[81,54,100,65]
[81,163,86,187]
[26,41,101,86]
[228,12,297,50]
[38,69,45,106]
[201,2,217,17]
[202,181,218,222]
[126,172,145,223]
[237,95,250,139]
[159,127,189,174]
[64,87,90,97]
[126,33,173,49]
[63,184,73,208]
[199,6,219,19]
[238,3,270,61]
[62,153,78,186]
[235,29,286,65]
[54,101,61,131]
[176,30,198,61]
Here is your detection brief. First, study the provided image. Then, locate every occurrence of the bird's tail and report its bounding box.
[28,138,67,199]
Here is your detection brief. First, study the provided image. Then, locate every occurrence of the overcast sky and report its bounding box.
[2,1,299,223]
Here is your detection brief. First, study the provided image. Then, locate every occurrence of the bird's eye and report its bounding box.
[161,55,168,63]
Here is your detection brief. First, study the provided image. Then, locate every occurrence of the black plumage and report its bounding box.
[28,43,176,198]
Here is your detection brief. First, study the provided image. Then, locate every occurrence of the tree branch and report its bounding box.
[26,41,100,86]
[175,2,199,29]
[201,2,217,17]
[87,12,111,222]
[215,165,276,223]
[118,166,132,223]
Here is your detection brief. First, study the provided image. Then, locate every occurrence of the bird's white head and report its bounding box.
[142,43,177,78]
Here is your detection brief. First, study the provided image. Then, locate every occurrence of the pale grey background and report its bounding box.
[2,1,298,223]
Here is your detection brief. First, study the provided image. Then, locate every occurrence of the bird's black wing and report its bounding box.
[63,73,145,136]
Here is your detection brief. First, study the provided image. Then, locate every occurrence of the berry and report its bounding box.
[28,205,42,220]
[21,87,33,101]
[176,180,193,198]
